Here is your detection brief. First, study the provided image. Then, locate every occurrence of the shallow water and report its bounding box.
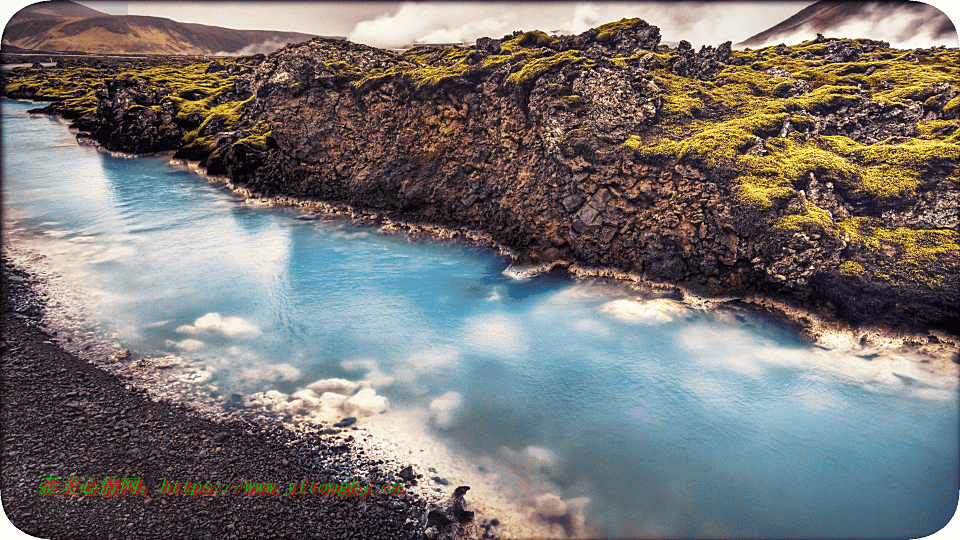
[3,99,958,538]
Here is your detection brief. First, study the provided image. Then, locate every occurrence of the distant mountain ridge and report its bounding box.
[739,0,957,48]
[2,0,317,55]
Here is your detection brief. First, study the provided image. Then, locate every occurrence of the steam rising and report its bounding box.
[216,38,292,56]
[346,1,822,49]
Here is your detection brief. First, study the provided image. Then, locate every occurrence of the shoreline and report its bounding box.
[172,156,960,377]
[12,96,960,373]
[0,252,518,539]
[1,236,559,539]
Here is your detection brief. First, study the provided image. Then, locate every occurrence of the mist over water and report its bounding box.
[3,100,958,538]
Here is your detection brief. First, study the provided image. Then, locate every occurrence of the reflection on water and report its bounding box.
[3,99,958,538]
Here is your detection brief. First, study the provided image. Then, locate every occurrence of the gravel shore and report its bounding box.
[0,259,478,539]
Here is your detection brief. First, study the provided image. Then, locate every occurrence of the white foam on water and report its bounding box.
[341,358,379,372]
[342,387,390,417]
[175,312,263,338]
[462,312,527,355]
[676,323,959,400]
[600,297,687,324]
[168,338,206,351]
[428,391,463,429]
[571,317,611,337]
[341,359,396,388]
[87,244,136,264]
[241,363,301,383]
[306,378,360,396]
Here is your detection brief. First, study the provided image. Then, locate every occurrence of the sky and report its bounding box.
[1,1,958,49]
[95,1,816,48]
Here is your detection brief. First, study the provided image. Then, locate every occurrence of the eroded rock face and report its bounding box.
[13,24,958,334]
[86,79,184,153]
[669,40,734,79]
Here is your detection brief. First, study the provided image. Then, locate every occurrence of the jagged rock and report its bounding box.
[669,40,733,79]
[398,465,416,483]
[821,37,889,63]
[427,486,476,540]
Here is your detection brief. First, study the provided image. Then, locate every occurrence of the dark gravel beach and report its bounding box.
[1,260,439,540]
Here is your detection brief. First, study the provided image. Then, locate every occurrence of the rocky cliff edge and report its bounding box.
[5,19,959,336]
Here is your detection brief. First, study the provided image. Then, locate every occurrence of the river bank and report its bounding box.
[0,251,522,539]
[184,157,960,377]
[6,28,959,335]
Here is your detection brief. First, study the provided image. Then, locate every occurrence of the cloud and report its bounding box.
[344,1,957,51]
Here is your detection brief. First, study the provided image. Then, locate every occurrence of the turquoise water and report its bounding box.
[3,99,958,537]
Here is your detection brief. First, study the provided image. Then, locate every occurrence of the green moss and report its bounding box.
[775,201,840,237]
[841,218,960,260]
[838,261,865,276]
[784,84,860,112]
[631,112,788,164]
[595,18,645,42]
[651,72,708,121]
[500,30,554,52]
[734,174,795,207]
[630,44,960,208]
[818,135,861,155]
[838,217,960,284]
[944,95,960,118]
[506,50,594,85]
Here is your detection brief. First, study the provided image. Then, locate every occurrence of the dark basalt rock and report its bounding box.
[669,40,733,79]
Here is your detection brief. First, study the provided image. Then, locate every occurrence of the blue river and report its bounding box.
[3,99,957,538]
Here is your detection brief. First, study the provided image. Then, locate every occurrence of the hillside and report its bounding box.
[2,0,316,55]
[4,20,959,335]
[6,0,105,23]
[739,0,957,48]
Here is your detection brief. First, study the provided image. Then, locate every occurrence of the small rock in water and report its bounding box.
[398,465,415,482]
[107,349,132,363]
[334,417,357,428]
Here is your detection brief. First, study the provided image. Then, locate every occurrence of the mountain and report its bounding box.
[738,0,957,48]
[7,0,106,23]
[2,0,317,55]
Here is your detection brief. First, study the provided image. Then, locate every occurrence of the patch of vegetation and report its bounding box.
[626,38,960,214]
[838,261,865,276]
[506,50,594,85]
[500,30,554,52]
[233,120,273,151]
[839,217,959,284]
[775,201,841,238]
[595,18,646,42]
